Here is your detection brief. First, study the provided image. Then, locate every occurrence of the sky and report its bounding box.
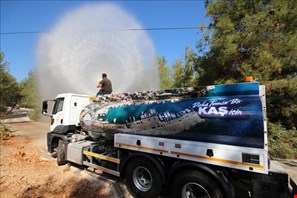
[0,0,209,82]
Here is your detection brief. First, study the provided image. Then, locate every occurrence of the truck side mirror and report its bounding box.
[42,101,48,114]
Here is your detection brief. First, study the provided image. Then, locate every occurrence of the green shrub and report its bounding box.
[265,78,297,130]
[0,122,13,140]
[28,109,41,121]
[268,122,297,159]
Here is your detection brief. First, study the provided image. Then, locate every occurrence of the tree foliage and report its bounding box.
[183,47,197,87]
[19,69,39,108]
[198,0,297,84]
[158,56,173,89]
[266,78,297,129]
[158,47,198,89]
[268,122,297,159]
[0,51,40,120]
[171,60,184,88]
[19,69,41,120]
[0,51,21,113]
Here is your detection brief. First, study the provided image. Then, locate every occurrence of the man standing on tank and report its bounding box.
[96,73,112,96]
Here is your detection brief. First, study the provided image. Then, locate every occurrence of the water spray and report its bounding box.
[36,3,160,99]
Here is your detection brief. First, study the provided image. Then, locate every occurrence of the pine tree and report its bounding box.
[198,0,297,84]
[0,51,21,113]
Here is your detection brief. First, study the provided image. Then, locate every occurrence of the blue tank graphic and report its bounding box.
[80,82,265,148]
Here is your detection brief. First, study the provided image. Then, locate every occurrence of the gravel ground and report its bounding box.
[0,117,131,198]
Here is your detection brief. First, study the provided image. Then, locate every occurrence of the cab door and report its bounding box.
[50,97,65,132]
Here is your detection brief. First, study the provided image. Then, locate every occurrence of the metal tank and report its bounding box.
[80,82,265,148]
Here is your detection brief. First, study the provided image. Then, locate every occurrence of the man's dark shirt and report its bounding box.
[101,78,112,94]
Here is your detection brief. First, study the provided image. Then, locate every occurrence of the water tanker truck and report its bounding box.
[42,82,297,198]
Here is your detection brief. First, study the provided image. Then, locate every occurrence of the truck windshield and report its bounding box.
[52,97,64,115]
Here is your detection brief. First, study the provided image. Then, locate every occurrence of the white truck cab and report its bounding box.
[42,93,91,154]
[48,93,90,131]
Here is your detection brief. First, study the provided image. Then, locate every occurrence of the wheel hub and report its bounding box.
[133,166,153,192]
[182,182,210,198]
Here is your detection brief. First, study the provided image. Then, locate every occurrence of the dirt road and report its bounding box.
[0,120,131,198]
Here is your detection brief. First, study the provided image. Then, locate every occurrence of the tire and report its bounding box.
[56,140,67,166]
[126,158,163,198]
[171,170,224,198]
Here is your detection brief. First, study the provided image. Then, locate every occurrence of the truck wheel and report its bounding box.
[56,140,67,166]
[126,158,163,198]
[171,170,224,198]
